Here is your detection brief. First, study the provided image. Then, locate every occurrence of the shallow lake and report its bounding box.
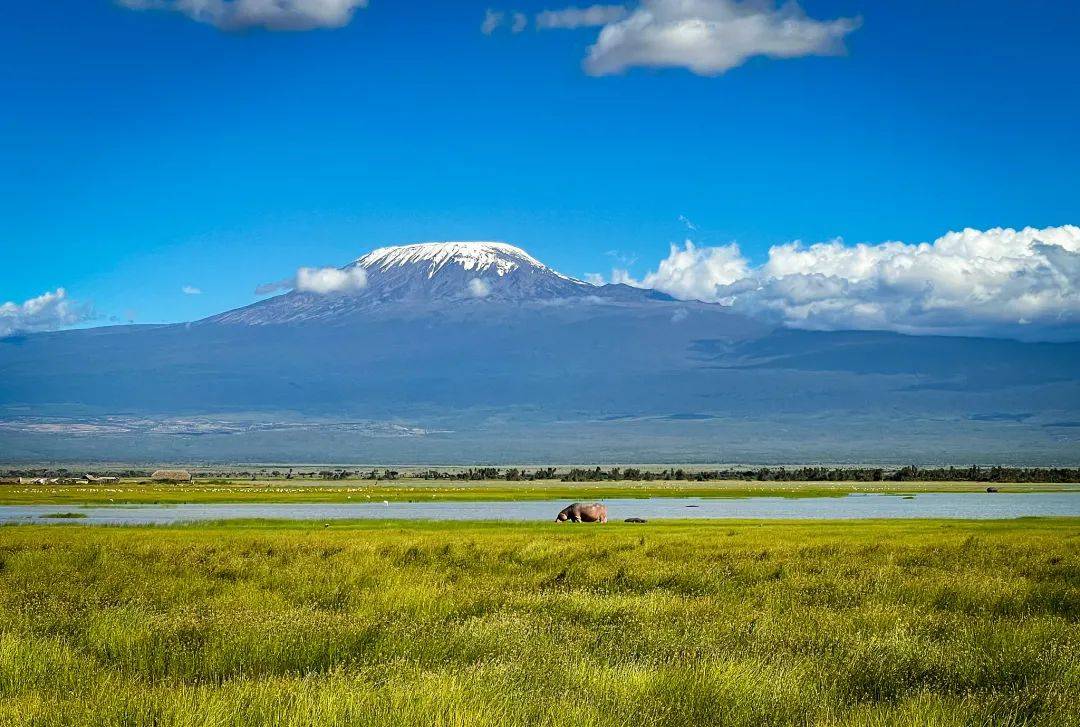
[2,492,1078,524]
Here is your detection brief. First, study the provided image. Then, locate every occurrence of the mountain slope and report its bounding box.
[208,241,607,325]
[1,242,1077,464]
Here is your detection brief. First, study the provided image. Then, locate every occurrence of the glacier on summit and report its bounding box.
[356,241,557,278]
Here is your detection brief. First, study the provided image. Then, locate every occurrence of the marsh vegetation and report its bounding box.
[2,478,1077,506]
[0,519,1077,725]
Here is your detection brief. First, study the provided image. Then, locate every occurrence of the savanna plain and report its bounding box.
[1,518,1077,726]
[4,477,1077,505]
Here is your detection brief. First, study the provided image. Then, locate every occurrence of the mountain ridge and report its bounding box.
[206,241,681,325]
[1,241,1077,464]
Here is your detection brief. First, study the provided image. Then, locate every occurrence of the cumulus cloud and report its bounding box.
[295,266,368,294]
[468,278,492,298]
[0,289,94,338]
[612,226,1080,339]
[254,265,368,296]
[613,239,748,301]
[116,0,369,31]
[181,285,202,295]
[536,4,627,29]
[481,8,505,34]
[534,0,860,76]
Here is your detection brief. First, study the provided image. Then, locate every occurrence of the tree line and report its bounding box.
[319,465,1080,483]
[558,465,1080,483]
[5,465,1079,483]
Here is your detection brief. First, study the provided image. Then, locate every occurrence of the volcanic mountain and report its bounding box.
[1,242,1077,464]
[207,241,682,324]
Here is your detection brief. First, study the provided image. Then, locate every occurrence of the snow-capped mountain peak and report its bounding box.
[323,240,591,303]
[355,241,546,279]
[207,241,610,324]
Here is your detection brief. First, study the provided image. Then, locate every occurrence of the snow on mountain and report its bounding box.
[356,241,556,279]
[345,241,594,301]
[207,241,632,325]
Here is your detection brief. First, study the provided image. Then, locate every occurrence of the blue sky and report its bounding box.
[2,0,1079,328]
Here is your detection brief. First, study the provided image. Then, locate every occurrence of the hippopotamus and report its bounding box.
[555,502,607,523]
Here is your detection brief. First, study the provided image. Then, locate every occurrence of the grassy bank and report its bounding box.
[0,519,1077,725]
[2,478,1078,505]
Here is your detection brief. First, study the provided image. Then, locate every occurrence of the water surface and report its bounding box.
[3,492,1078,525]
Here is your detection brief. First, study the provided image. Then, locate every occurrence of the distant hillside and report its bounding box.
[1,242,1077,464]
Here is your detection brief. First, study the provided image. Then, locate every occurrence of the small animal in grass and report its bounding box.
[986,487,999,493]
[555,502,607,523]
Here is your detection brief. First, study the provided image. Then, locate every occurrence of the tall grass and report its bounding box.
[0,519,1076,725]
[3,479,1076,505]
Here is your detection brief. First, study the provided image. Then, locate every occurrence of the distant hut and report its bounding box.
[151,469,192,482]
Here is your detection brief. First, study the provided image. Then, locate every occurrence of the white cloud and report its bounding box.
[614,226,1080,339]
[181,285,202,295]
[468,278,492,298]
[295,266,368,294]
[255,265,368,295]
[0,289,93,337]
[543,0,861,76]
[536,4,627,29]
[482,8,505,34]
[116,0,369,31]
[614,239,748,301]
[511,12,529,32]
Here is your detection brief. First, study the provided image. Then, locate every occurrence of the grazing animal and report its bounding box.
[986,487,999,493]
[555,502,607,523]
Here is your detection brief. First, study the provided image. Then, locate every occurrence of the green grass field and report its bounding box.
[0,519,1077,726]
[3,478,1077,505]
